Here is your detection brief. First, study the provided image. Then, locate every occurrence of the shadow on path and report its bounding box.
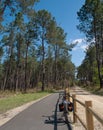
[43,93,72,130]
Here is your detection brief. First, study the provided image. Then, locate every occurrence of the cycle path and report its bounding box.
[0,92,72,130]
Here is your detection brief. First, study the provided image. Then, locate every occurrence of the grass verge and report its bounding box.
[0,91,51,114]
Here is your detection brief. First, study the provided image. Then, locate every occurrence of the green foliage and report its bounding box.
[0,64,3,78]
[77,0,103,88]
[77,45,97,85]
[0,47,3,58]
[0,1,75,92]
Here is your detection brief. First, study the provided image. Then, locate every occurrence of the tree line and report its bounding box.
[0,0,75,92]
[77,0,103,89]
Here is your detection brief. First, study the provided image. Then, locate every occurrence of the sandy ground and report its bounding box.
[70,87,103,130]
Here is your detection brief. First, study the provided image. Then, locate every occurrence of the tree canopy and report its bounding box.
[0,1,75,92]
[77,0,103,88]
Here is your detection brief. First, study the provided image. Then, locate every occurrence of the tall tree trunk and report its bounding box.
[24,42,29,93]
[15,35,21,92]
[100,21,103,88]
[94,15,103,89]
[41,36,45,91]
[2,68,8,91]
[54,44,57,87]
[15,65,19,92]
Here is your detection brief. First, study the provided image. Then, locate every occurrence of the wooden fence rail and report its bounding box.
[65,88,103,130]
[69,94,103,130]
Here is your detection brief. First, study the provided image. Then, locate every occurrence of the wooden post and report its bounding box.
[67,87,70,102]
[68,93,70,102]
[72,94,77,123]
[85,101,94,130]
[65,87,70,101]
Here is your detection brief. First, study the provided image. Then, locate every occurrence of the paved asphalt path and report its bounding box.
[0,92,72,130]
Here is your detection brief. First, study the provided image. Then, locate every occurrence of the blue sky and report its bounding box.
[35,0,86,67]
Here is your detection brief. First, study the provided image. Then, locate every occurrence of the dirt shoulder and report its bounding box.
[70,86,103,130]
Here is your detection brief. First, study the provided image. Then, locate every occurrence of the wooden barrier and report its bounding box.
[72,94,77,123]
[85,101,94,130]
[65,87,70,101]
[68,94,103,130]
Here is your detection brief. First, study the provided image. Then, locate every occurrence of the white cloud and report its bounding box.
[72,38,83,44]
[81,45,88,50]
[71,38,88,51]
